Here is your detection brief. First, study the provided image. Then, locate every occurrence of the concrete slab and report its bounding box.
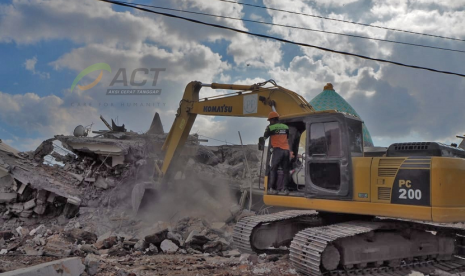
[0,257,85,276]
[0,193,17,203]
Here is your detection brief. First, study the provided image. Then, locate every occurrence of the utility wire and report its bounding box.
[217,0,465,43]
[115,1,465,54]
[197,134,238,145]
[98,0,465,78]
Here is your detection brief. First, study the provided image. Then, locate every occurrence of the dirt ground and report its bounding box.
[0,253,298,276]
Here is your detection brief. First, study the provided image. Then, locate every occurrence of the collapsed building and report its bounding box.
[0,111,264,228]
[0,113,204,221]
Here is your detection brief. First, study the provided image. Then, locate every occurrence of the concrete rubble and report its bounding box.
[0,112,282,275]
[0,113,203,223]
[0,206,295,275]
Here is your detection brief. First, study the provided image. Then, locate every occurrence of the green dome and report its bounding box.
[309,87,374,147]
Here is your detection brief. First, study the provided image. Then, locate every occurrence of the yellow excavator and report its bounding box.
[154,80,465,275]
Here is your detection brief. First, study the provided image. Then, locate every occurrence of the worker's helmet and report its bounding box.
[268,111,280,121]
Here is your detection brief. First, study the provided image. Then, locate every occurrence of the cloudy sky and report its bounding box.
[0,0,464,151]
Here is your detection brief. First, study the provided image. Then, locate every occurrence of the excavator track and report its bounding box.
[326,258,465,276]
[290,220,465,276]
[233,210,322,254]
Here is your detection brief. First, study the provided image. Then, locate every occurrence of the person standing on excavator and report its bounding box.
[261,111,292,195]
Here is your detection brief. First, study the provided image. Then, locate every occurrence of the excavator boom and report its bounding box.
[161,80,314,178]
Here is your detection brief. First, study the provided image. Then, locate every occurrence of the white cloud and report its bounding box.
[0,90,98,136]
[227,35,283,68]
[24,56,37,71]
[24,56,50,79]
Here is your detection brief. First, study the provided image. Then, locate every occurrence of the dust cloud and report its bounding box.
[136,171,240,225]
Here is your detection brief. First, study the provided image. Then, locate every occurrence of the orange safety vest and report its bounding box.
[264,123,289,150]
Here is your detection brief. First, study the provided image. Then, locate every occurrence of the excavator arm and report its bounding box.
[161,80,315,179]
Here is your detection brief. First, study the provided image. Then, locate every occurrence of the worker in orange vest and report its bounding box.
[262,111,291,195]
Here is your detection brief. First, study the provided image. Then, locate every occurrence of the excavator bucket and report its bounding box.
[131,180,159,213]
[131,112,165,214]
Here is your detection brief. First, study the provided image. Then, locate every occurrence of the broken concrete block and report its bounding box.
[147,243,158,254]
[84,254,100,276]
[224,249,241,258]
[63,228,97,244]
[32,236,46,246]
[17,183,28,195]
[36,190,48,204]
[16,226,29,237]
[0,193,17,203]
[0,249,7,255]
[46,192,56,203]
[203,240,222,254]
[19,210,33,218]
[33,204,46,215]
[94,176,109,190]
[79,244,99,255]
[122,240,137,249]
[44,235,73,257]
[160,239,179,253]
[167,231,184,247]
[145,229,168,247]
[29,225,46,236]
[134,239,146,251]
[23,199,36,210]
[12,179,18,191]
[10,203,24,214]
[185,230,210,246]
[66,196,81,206]
[22,245,43,256]
[0,257,85,276]
[85,177,95,183]
[96,236,117,249]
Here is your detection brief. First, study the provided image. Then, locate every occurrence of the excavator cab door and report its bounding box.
[305,114,363,200]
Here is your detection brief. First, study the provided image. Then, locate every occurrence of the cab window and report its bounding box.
[309,122,342,157]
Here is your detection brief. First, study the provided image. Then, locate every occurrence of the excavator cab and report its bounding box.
[268,112,364,200]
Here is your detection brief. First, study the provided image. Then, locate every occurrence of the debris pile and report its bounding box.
[0,113,203,225]
[0,210,298,276]
[0,141,83,222]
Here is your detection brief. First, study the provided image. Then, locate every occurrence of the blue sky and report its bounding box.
[0,0,464,151]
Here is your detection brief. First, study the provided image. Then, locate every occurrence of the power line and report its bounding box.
[98,0,465,78]
[197,134,238,145]
[115,1,465,54]
[216,0,465,43]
